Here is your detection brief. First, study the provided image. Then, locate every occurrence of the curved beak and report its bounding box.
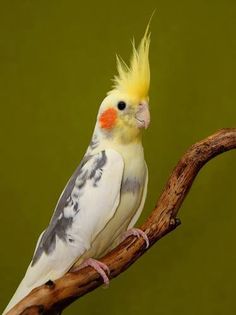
[135,102,150,129]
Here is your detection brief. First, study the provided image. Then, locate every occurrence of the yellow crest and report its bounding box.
[109,26,151,101]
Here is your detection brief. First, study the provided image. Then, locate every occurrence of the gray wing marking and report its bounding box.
[89,134,99,150]
[121,177,141,194]
[31,151,107,266]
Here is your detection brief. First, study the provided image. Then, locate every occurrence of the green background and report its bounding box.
[0,0,235,314]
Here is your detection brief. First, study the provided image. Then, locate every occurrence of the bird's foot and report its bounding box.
[122,228,149,249]
[78,258,110,286]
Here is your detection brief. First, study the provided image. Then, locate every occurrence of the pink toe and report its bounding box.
[98,262,110,275]
[83,258,110,285]
[123,228,149,249]
[94,265,109,285]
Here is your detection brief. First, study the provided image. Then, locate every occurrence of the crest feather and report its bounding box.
[109,25,151,101]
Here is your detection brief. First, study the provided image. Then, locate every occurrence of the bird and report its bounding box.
[3,26,151,314]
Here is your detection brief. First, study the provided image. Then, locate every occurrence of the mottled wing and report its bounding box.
[26,149,124,286]
[31,154,91,266]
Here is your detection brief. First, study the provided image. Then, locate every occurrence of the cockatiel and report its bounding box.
[4,27,151,314]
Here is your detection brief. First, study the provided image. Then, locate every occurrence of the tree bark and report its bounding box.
[7,128,236,315]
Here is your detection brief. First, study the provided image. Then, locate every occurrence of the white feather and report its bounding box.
[3,149,124,314]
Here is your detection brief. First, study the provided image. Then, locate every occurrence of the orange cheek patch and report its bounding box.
[99,108,117,130]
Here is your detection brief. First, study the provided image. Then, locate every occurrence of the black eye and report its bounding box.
[117,101,126,111]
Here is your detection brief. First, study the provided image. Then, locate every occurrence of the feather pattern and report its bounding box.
[109,25,151,102]
[3,24,151,314]
[3,149,124,313]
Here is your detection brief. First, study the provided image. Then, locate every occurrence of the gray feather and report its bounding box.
[31,151,107,266]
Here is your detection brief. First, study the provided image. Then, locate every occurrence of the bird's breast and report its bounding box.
[79,159,146,261]
[74,141,147,264]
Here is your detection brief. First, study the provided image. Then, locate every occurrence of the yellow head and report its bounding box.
[97,27,151,144]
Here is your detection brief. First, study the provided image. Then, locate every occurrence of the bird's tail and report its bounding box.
[2,261,64,314]
[2,278,33,314]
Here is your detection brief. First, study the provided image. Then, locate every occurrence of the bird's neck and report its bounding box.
[85,125,144,160]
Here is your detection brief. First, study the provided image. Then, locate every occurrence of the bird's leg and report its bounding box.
[122,228,149,249]
[76,258,110,285]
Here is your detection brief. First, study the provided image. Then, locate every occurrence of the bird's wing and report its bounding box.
[127,162,148,229]
[3,149,124,314]
[24,149,124,287]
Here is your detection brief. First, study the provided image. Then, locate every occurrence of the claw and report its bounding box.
[122,228,149,249]
[78,258,110,286]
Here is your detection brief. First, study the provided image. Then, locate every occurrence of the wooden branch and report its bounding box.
[7,128,236,315]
